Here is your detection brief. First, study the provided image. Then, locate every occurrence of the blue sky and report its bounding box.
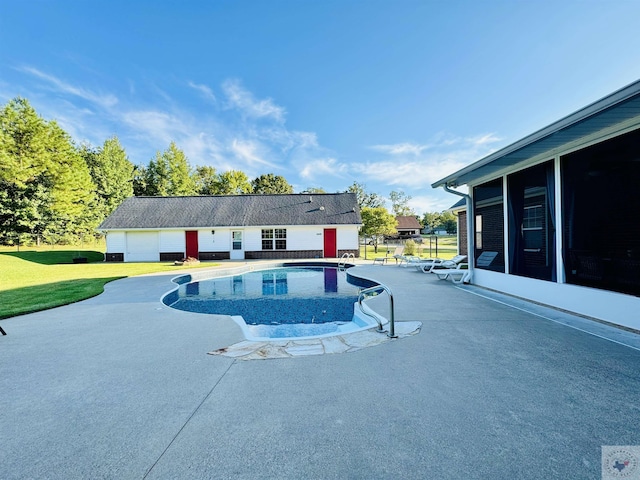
[2,0,640,215]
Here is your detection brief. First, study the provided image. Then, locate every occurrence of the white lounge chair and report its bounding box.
[418,254,467,273]
[373,246,403,265]
[391,246,406,263]
[398,255,423,267]
[433,263,470,284]
[413,257,443,271]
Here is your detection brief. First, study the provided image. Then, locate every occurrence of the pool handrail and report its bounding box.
[338,252,355,269]
[357,284,397,338]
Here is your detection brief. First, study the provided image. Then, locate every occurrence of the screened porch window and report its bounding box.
[473,178,504,272]
[507,161,556,282]
[562,128,640,296]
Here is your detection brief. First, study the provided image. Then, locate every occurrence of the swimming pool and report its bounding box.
[163,266,381,340]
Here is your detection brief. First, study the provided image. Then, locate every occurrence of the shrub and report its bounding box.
[404,239,417,255]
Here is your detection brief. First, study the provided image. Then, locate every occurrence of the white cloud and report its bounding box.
[230,139,279,169]
[370,142,429,155]
[17,66,118,108]
[408,193,466,215]
[222,79,286,122]
[181,132,225,165]
[468,133,502,146]
[9,66,332,180]
[299,157,348,180]
[121,110,184,146]
[188,81,217,103]
[355,133,502,193]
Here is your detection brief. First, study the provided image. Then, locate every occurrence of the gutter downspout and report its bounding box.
[442,185,474,283]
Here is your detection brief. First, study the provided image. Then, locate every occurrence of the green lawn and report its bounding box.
[359,235,458,260]
[0,247,216,320]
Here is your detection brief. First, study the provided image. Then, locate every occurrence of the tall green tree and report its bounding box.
[132,164,148,196]
[251,173,293,194]
[82,136,134,217]
[144,152,169,196]
[302,187,326,194]
[360,206,398,253]
[43,121,97,241]
[0,180,50,244]
[439,211,457,234]
[165,141,196,195]
[145,142,196,196]
[347,182,384,209]
[389,190,414,216]
[0,98,49,243]
[0,98,96,244]
[421,212,443,233]
[193,165,218,195]
[0,97,49,188]
[215,170,252,194]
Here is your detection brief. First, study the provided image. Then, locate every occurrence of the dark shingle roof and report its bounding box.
[395,216,421,229]
[448,198,466,211]
[98,194,362,230]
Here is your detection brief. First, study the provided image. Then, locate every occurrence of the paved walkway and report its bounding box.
[1,260,640,479]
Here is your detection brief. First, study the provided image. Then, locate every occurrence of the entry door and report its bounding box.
[185,231,199,259]
[230,230,244,260]
[324,228,337,258]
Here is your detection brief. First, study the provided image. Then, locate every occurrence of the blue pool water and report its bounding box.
[163,266,379,339]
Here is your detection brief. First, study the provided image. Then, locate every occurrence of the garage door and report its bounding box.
[125,232,159,262]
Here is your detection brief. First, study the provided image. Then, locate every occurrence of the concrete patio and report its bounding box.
[1,261,639,479]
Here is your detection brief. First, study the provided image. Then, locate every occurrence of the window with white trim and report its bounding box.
[262,229,287,250]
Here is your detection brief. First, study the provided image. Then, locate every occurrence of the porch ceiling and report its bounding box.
[432,79,640,188]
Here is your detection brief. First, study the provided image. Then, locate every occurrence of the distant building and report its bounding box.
[99,193,362,261]
[395,215,422,238]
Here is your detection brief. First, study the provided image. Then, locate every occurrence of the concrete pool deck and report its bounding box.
[1,260,640,479]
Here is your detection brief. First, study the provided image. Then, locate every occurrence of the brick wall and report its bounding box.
[458,211,467,255]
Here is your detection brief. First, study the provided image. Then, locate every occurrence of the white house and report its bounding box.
[432,80,640,331]
[98,193,362,262]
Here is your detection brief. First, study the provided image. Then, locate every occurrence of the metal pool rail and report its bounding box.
[338,252,355,268]
[357,284,397,338]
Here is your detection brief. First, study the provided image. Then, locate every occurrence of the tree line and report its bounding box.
[0,97,455,246]
[0,97,299,245]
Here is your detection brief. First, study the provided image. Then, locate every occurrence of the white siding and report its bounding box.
[288,226,323,250]
[109,224,360,260]
[243,227,262,251]
[198,228,231,251]
[105,231,126,253]
[159,230,185,253]
[241,226,358,252]
[336,226,359,250]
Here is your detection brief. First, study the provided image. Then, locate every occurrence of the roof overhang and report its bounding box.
[432,79,640,189]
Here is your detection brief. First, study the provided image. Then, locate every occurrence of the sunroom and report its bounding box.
[433,80,640,330]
